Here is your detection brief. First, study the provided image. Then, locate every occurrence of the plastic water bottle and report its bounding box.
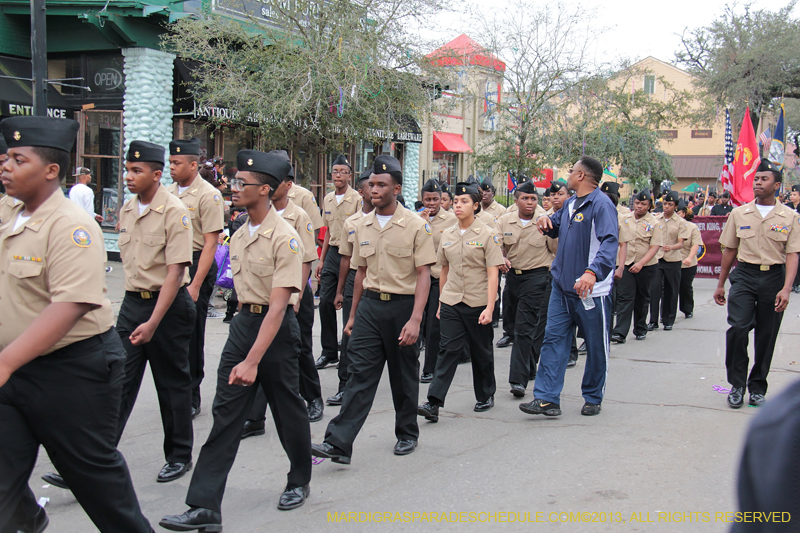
[576,278,595,310]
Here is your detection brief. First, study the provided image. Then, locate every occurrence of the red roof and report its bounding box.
[426,34,506,72]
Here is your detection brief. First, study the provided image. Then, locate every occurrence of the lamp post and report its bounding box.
[31,0,48,116]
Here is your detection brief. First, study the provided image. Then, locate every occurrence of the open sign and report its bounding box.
[93,68,123,91]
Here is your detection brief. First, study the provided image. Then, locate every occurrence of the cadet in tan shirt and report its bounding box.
[677,201,703,318]
[161,150,312,531]
[116,140,197,484]
[479,177,506,217]
[418,178,458,383]
[167,137,225,417]
[315,154,362,370]
[498,180,556,397]
[270,149,323,240]
[417,180,504,423]
[441,185,453,212]
[612,189,663,342]
[714,160,800,409]
[0,117,152,532]
[312,155,436,464]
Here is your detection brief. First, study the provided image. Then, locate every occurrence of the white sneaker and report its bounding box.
[207,309,225,319]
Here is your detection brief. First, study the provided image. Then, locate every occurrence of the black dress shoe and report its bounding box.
[634,334,647,341]
[581,402,602,416]
[307,397,324,422]
[492,319,499,328]
[160,507,222,532]
[315,353,339,370]
[223,313,234,324]
[510,384,525,397]
[419,372,433,383]
[157,462,192,483]
[311,442,351,464]
[417,402,439,422]
[610,333,626,344]
[191,406,201,420]
[663,325,673,331]
[577,341,587,355]
[496,335,513,348]
[727,387,744,409]
[749,393,766,407]
[646,322,658,331]
[458,357,471,365]
[41,471,69,490]
[241,419,266,439]
[394,439,417,455]
[684,312,693,319]
[14,504,49,533]
[326,391,343,406]
[278,484,310,511]
[474,396,494,412]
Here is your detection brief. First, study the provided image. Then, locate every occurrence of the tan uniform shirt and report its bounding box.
[498,209,555,271]
[0,195,22,227]
[696,205,713,217]
[438,218,505,307]
[616,212,635,266]
[0,189,114,354]
[623,212,664,266]
[680,221,703,268]
[483,200,506,218]
[229,207,303,305]
[719,201,800,265]
[278,200,316,307]
[506,203,518,214]
[351,207,437,295]
[476,210,500,231]
[167,174,225,252]
[287,184,323,230]
[118,185,193,291]
[617,204,631,215]
[661,213,693,262]
[323,186,361,247]
[338,211,368,270]
[427,208,458,278]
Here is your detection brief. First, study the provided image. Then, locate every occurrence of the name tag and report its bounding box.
[324,211,332,215]
[231,255,239,260]
[443,242,452,246]
[503,232,513,236]
[740,226,750,230]
[119,228,127,233]
[359,241,370,246]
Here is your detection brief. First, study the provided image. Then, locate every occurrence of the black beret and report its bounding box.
[479,176,494,191]
[169,137,201,156]
[373,154,401,174]
[236,149,291,182]
[332,154,351,169]
[600,181,620,195]
[516,180,536,194]
[664,191,680,204]
[127,140,165,164]
[268,150,295,179]
[359,168,372,182]
[1,116,79,153]
[792,185,800,193]
[0,135,7,154]
[549,181,567,193]
[421,178,441,193]
[454,181,479,196]
[634,189,652,203]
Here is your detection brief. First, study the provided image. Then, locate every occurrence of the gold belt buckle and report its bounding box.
[380,293,391,301]
[760,265,769,271]
[514,269,522,275]
[251,304,263,313]
[141,291,153,299]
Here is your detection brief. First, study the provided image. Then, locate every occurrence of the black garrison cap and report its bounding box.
[2,116,78,153]
[332,154,352,170]
[454,181,479,196]
[169,137,201,156]
[549,181,567,193]
[480,176,494,191]
[421,178,441,193]
[268,150,295,179]
[236,149,291,183]
[664,191,680,204]
[127,140,165,164]
[600,181,620,195]
[373,154,401,174]
[634,189,652,203]
[516,180,537,194]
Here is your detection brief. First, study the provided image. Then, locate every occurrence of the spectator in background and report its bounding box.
[69,167,104,223]
[711,191,734,216]
[694,191,716,216]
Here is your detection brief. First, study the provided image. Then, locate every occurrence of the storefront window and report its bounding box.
[176,120,215,161]
[222,127,253,168]
[77,110,124,229]
[433,152,458,184]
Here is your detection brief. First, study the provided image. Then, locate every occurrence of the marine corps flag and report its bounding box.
[730,107,760,206]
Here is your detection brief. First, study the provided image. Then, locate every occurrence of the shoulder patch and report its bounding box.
[624,218,629,224]
[424,223,432,235]
[307,222,314,234]
[213,194,221,205]
[181,214,190,229]
[312,196,318,205]
[492,234,500,246]
[288,238,300,253]
[71,227,92,248]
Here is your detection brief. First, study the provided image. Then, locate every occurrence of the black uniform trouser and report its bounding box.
[422,277,441,375]
[325,296,420,455]
[0,330,153,533]
[248,287,322,421]
[428,303,496,406]
[613,264,656,338]
[186,307,311,513]
[319,246,342,360]
[725,265,786,395]
[508,268,551,385]
[189,249,219,410]
[116,288,196,464]
[502,276,517,338]
[492,278,501,323]
[679,265,697,316]
[338,269,357,392]
[649,259,681,326]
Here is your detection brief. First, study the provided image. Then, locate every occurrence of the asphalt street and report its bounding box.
[29,264,800,532]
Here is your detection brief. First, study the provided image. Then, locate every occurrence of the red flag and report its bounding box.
[730,107,759,206]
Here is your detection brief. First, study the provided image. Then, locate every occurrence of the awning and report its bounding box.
[433,131,472,153]
[671,155,723,179]
[0,55,73,118]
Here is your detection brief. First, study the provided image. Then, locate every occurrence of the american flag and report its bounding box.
[719,108,734,193]
[759,127,771,148]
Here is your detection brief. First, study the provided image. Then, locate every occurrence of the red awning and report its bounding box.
[433,131,472,153]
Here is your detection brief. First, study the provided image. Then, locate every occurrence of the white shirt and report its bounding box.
[178,186,190,195]
[138,202,149,215]
[375,213,392,228]
[520,218,531,227]
[14,213,31,231]
[756,203,775,218]
[69,183,96,217]
[248,223,261,237]
[335,194,345,205]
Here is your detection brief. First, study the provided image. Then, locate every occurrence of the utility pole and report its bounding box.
[30,0,47,116]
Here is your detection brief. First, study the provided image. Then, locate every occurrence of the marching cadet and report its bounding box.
[677,201,703,318]
[787,185,800,292]
[160,150,312,532]
[0,117,153,532]
[714,159,800,409]
[241,162,324,438]
[0,135,22,226]
[479,177,506,217]
[541,189,552,212]
[417,180,504,422]
[116,140,196,483]
[648,191,690,331]
[497,180,554,398]
[311,155,436,464]
[327,169,374,405]
[167,137,225,419]
[283,151,323,238]
[315,155,361,370]
[418,178,458,383]
[611,190,662,343]
[441,185,454,212]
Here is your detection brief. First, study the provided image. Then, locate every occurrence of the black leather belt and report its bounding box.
[738,261,784,272]
[126,290,160,300]
[510,266,548,275]
[364,289,414,301]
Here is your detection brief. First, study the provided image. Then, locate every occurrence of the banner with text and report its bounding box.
[693,216,730,278]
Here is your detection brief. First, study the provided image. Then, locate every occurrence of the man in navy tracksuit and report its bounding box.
[520,156,618,417]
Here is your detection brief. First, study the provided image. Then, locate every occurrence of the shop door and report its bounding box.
[76,110,124,229]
